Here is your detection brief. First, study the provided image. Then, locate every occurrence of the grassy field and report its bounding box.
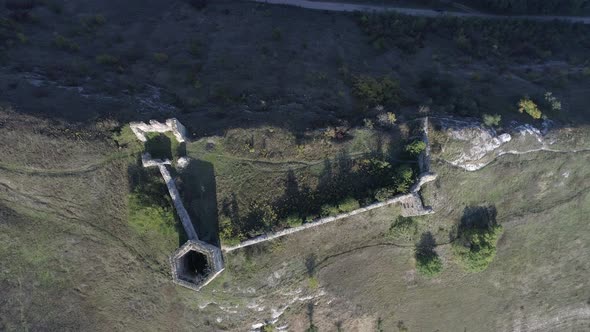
[210,148,590,331]
[182,123,423,244]
[1,1,590,331]
[1,108,589,331]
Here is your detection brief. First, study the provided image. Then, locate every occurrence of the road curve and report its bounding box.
[251,0,590,24]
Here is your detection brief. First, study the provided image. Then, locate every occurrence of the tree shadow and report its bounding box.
[305,253,317,277]
[177,159,220,246]
[219,148,421,240]
[416,231,436,254]
[127,158,189,244]
[459,205,498,232]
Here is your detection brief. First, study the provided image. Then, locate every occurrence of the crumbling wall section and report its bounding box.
[130,118,188,143]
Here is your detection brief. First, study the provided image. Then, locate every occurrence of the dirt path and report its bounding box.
[0,151,133,176]
[252,0,590,24]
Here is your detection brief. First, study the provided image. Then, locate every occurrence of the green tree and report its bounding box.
[415,232,443,277]
[393,165,414,193]
[388,216,417,240]
[518,97,542,119]
[262,323,276,332]
[352,75,401,108]
[452,206,503,272]
[405,140,426,156]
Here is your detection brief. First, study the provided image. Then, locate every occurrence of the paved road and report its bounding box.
[252,0,590,24]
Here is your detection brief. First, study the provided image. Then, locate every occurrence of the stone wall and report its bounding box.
[158,164,199,241]
[170,240,225,291]
[222,171,437,252]
[141,152,171,168]
[129,118,225,292]
[130,118,188,143]
[222,117,436,252]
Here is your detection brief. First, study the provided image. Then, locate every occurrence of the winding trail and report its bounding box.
[252,0,590,24]
[444,147,590,171]
[0,151,134,176]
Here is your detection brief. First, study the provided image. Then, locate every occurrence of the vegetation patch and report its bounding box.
[518,97,542,119]
[186,126,423,244]
[357,12,590,60]
[387,215,418,241]
[482,114,502,127]
[351,75,401,109]
[127,165,181,254]
[452,206,503,272]
[415,232,443,277]
[466,0,589,14]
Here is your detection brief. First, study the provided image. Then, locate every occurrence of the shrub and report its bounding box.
[394,165,414,193]
[337,197,360,213]
[482,114,501,127]
[357,12,590,61]
[453,224,503,272]
[52,33,79,52]
[388,216,417,240]
[82,14,105,28]
[352,75,401,108]
[153,52,169,63]
[187,0,208,10]
[415,232,442,276]
[189,39,202,56]
[416,251,443,277]
[271,27,282,41]
[320,203,340,217]
[323,126,349,141]
[377,112,397,127]
[285,214,303,227]
[305,325,319,332]
[262,323,276,332]
[15,32,26,43]
[96,53,119,65]
[375,187,396,202]
[405,140,426,156]
[518,97,542,119]
[544,91,562,112]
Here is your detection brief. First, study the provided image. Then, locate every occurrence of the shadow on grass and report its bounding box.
[177,159,220,246]
[459,205,498,231]
[127,158,189,246]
